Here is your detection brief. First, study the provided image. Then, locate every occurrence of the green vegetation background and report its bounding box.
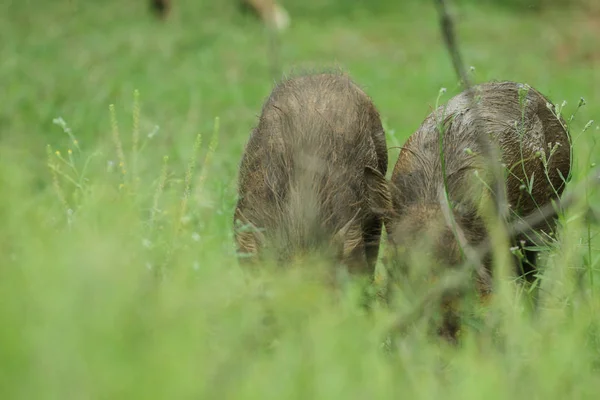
[1,0,599,398]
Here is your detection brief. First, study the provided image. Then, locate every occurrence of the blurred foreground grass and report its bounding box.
[1,0,600,398]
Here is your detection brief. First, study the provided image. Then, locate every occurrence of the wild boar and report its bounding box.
[233,73,391,276]
[387,81,571,339]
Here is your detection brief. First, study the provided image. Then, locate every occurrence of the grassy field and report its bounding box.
[1,0,600,398]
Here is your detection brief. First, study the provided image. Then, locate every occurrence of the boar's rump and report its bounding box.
[387,80,571,341]
[388,81,571,299]
[234,72,391,275]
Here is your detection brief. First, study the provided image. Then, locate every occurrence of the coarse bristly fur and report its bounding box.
[387,81,572,340]
[233,72,391,277]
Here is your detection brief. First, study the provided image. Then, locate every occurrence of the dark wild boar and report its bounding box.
[233,73,391,276]
[387,81,571,339]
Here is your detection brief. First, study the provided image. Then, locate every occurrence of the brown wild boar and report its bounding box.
[233,73,391,276]
[387,81,571,339]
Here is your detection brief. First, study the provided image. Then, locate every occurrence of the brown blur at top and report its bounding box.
[149,0,290,31]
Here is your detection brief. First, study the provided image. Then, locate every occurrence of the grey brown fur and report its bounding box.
[388,81,571,339]
[234,73,391,276]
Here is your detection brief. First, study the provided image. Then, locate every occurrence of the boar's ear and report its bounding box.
[364,166,393,220]
[331,209,364,259]
[233,208,265,258]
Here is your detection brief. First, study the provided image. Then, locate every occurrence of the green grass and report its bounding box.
[1,0,600,398]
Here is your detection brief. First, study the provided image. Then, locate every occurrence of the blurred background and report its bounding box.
[1,0,598,177]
